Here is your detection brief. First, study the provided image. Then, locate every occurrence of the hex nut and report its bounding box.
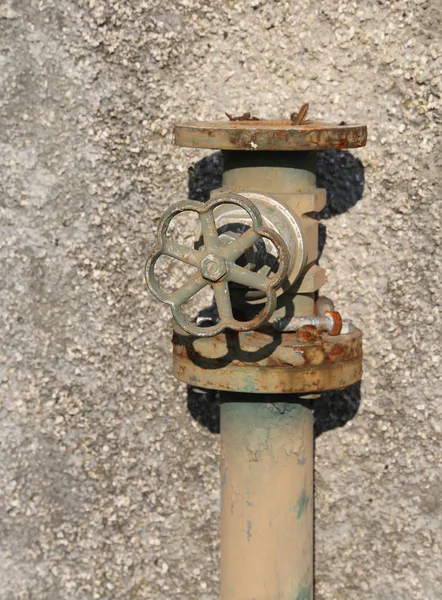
[200,254,228,282]
[325,311,343,336]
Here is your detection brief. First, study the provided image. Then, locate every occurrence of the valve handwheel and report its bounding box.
[146,192,289,337]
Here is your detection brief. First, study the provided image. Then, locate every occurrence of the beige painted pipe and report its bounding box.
[220,397,313,600]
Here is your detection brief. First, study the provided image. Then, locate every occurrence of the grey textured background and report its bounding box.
[0,0,441,598]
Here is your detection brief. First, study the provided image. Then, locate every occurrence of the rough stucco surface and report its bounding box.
[0,0,441,598]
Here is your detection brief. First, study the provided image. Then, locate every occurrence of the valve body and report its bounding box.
[167,143,364,394]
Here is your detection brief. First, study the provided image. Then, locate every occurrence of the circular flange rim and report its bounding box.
[172,326,363,394]
[174,120,367,151]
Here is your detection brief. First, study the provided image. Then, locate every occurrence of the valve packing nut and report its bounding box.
[200,254,228,282]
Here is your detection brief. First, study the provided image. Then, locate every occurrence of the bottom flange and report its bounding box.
[172,324,362,394]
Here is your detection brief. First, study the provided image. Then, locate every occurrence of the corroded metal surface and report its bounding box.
[173,325,362,394]
[272,310,343,334]
[291,102,310,125]
[174,120,367,151]
[146,192,289,337]
[220,400,313,599]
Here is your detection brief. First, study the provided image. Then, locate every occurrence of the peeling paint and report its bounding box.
[220,400,313,598]
[246,520,252,542]
[230,485,239,515]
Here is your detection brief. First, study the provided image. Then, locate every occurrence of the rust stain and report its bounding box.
[327,344,345,362]
[173,325,363,394]
[174,120,368,151]
[326,310,343,335]
[225,111,260,122]
[290,103,309,125]
[297,325,321,342]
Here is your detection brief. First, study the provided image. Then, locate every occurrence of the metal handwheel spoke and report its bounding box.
[163,240,202,267]
[146,192,290,336]
[199,209,220,252]
[213,280,233,321]
[169,275,206,305]
[228,264,269,292]
[222,227,261,262]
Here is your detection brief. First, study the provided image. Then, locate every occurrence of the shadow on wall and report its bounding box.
[186,149,365,436]
[188,383,362,438]
[316,149,365,259]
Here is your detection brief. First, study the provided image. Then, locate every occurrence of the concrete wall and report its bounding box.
[0,0,440,598]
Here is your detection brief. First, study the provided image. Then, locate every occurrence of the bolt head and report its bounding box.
[200,254,228,282]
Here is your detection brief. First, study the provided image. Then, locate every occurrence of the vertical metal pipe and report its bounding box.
[222,150,317,194]
[220,394,314,600]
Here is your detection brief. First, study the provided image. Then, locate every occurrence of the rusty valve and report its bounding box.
[145,192,289,337]
[144,112,368,600]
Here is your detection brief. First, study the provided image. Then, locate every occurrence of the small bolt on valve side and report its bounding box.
[145,107,367,600]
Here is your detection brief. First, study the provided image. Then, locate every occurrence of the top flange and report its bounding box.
[174,120,367,152]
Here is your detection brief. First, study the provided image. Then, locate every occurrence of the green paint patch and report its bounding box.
[296,489,309,519]
[239,373,258,393]
[294,584,312,600]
